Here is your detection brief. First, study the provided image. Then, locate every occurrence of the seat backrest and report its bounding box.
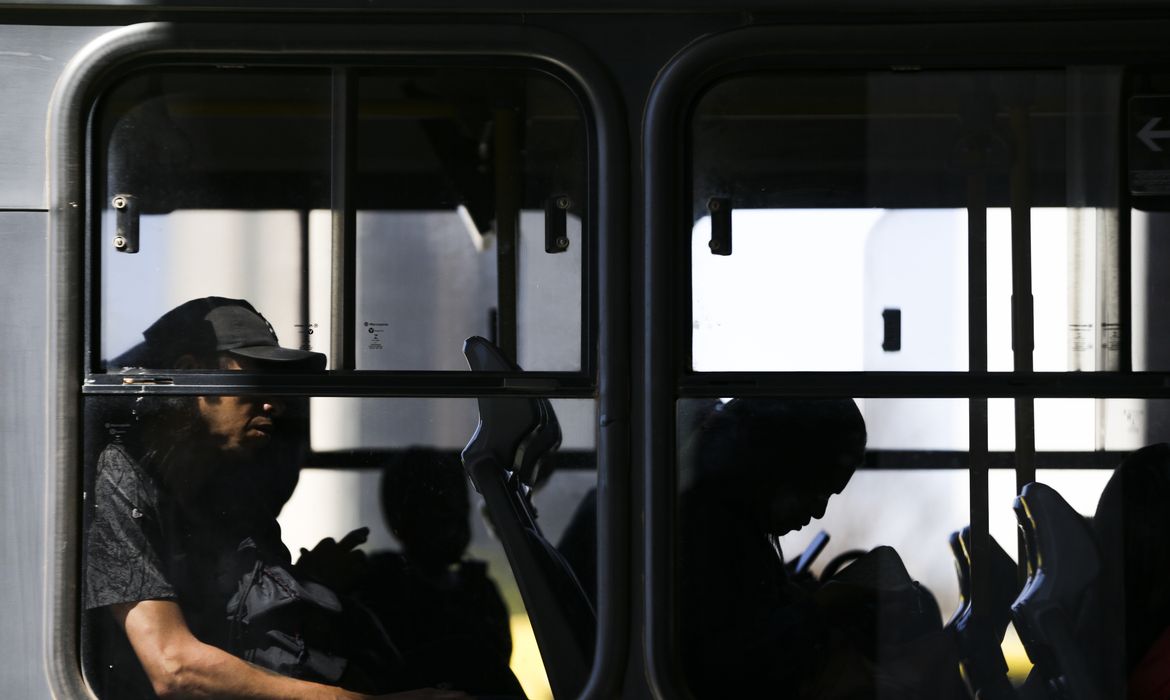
[461,336,595,699]
[945,526,1018,700]
[1011,482,1104,700]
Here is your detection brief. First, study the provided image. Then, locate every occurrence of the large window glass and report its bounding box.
[678,66,1170,700]
[84,61,594,700]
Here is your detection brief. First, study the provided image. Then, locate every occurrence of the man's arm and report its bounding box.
[113,600,464,700]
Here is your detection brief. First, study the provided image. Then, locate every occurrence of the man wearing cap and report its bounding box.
[84,297,464,700]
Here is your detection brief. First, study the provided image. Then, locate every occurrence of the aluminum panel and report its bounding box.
[0,25,113,209]
[0,212,51,696]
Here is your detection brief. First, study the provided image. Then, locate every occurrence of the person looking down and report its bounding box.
[678,397,963,700]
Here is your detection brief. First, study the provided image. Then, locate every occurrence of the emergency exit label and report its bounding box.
[1129,96,1170,195]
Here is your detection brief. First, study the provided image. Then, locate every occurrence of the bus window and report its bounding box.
[676,64,1170,699]
[84,59,595,700]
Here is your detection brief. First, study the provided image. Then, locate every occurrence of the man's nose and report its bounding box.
[261,398,286,416]
[811,496,830,519]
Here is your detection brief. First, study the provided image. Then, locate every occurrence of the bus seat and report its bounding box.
[461,336,595,699]
[1011,482,1103,700]
[945,526,1019,700]
[521,394,562,487]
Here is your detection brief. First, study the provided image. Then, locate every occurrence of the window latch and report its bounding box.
[708,197,731,256]
[112,194,140,254]
[544,195,571,254]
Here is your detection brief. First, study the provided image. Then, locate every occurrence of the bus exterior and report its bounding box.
[2,2,1170,699]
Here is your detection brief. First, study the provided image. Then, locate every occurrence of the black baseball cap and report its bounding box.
[113,297,326,371]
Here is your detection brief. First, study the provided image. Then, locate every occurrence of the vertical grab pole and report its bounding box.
[1010,102,1037,506]
[1008,88,1039,590]
[969,170,991,618]
[330,68,357,371]
[963,78,994,622]
[494,107,521,363]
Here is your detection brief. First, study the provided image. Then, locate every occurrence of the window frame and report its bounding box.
[643,18,1170,698]
[49,21,628,700]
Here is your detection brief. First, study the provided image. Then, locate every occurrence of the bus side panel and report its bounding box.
[0,25,111,210]
[0,211,51,697]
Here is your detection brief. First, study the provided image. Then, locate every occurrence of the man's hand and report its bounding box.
[295,527,370,592]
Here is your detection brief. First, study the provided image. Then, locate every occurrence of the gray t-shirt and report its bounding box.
[84,444,182,699]
[85,444,175,610]
[83,443,290,697]
[82,441,396,696]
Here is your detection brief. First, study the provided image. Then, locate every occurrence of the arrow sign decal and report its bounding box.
[1139,117,1170,152]
[1127,97,1170,195]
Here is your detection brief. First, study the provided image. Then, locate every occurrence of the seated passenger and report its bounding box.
[678,397,961,700]
[84,297,465,700]
[1094,443,1170,700]
[356,449,526,698]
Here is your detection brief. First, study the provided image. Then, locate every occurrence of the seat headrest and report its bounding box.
[461,336,561,489]
[1013,482,1100,612]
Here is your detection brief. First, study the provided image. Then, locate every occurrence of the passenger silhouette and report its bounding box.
[677,397,962,700]
[1094,442,1170,700]
[357,448,526,698]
